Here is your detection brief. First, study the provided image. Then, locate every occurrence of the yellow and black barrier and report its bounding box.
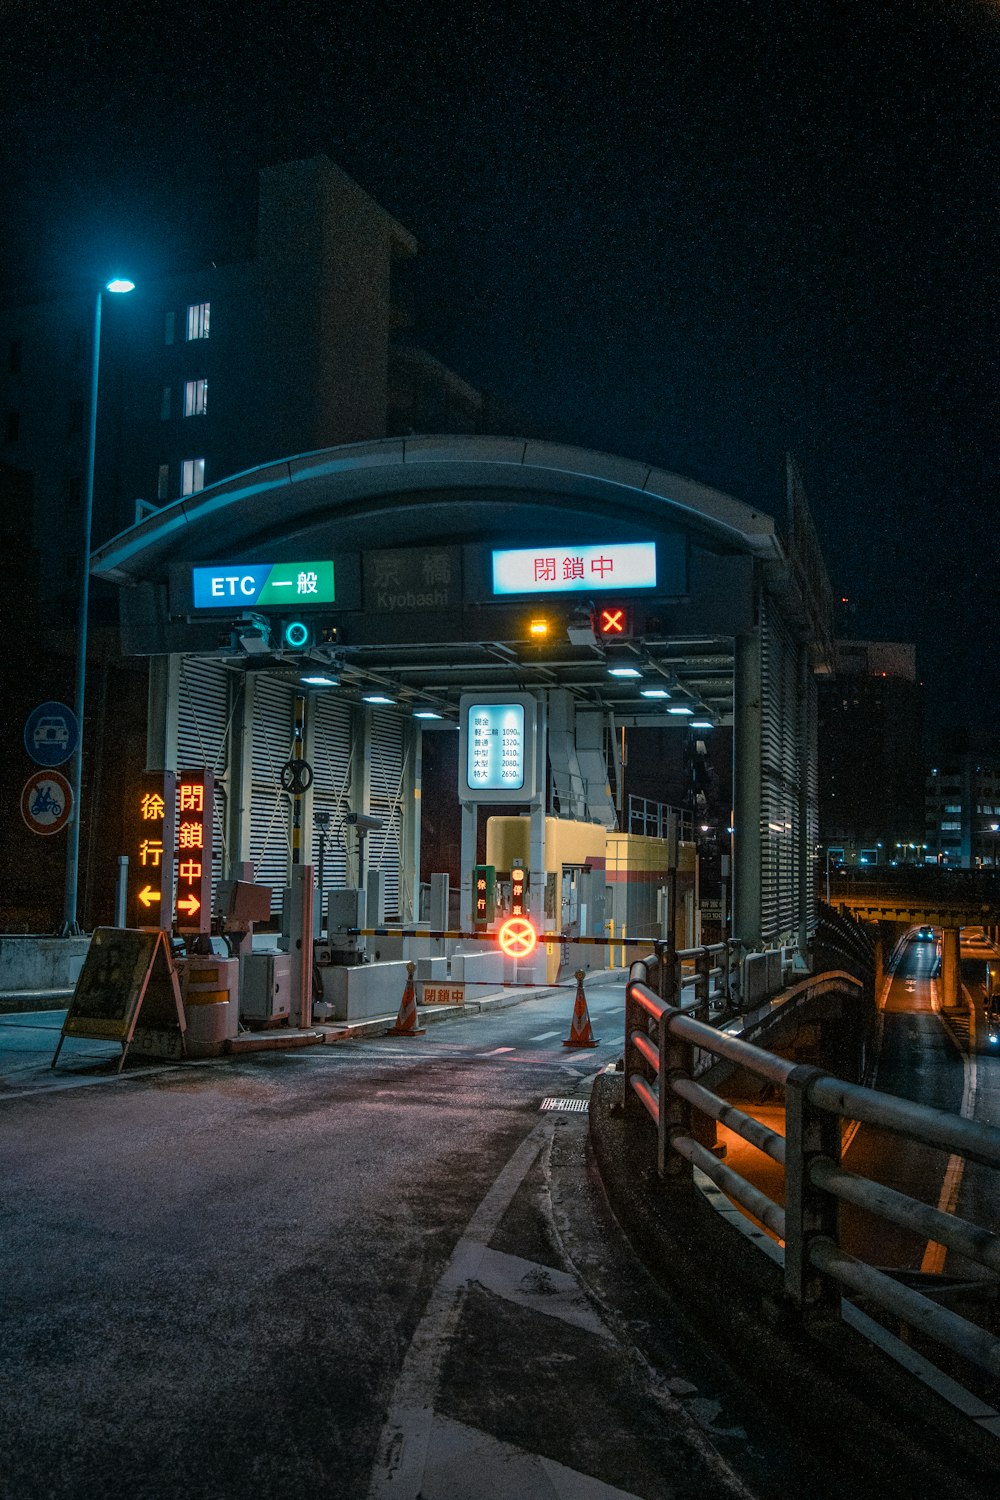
[347,926,658,948]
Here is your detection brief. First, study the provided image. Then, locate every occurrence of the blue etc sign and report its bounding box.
[23,701,78,768]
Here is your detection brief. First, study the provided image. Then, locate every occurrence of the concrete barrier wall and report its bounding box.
[326,960,413,1021]
[0,936,90,992]
[450,950,505,987]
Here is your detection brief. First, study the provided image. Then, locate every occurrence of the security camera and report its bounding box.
[345,812,384,832]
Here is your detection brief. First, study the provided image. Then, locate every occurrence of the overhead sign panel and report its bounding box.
[192,560,335,610]
[458,693,537,803]
[491,542,657,596]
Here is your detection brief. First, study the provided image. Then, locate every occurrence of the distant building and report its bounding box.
[817,640,925,867]
[0,157,502,927]
[1,156,497,616]
[926,737,1000,867]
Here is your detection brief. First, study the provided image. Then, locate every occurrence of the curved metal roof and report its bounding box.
[91,434,784,584]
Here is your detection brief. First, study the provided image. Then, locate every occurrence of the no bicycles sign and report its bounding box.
[21,769,73,836]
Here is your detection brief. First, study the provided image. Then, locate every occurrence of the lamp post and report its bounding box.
[60,278,135,936]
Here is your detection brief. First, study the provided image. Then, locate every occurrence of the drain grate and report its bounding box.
[540,1096,589,1113]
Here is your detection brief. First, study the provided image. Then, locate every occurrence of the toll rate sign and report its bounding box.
[127,771,176,928]
[175,770,214,933]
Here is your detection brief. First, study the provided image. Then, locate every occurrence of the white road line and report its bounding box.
[528,1030,561,1040]
[922,982,978,1274]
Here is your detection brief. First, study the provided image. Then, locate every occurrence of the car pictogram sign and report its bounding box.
[497,916,537,958]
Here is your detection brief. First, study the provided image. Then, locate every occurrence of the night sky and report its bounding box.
[2,1,997,742]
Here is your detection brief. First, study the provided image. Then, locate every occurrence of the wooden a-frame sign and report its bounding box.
[52,927,187,1073]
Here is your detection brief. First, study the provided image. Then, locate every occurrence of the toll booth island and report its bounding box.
[87,435,832,1038]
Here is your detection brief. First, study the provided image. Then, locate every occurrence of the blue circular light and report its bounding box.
[284,620,310,649]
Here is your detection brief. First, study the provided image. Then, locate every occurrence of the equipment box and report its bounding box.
[240,952,292,1022]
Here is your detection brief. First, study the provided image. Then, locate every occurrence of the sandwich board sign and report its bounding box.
[51,927,186,1073]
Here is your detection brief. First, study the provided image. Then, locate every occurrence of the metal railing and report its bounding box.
[624,956,1000,1382]
[626,795,694,843]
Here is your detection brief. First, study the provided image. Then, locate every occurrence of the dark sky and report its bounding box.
[2,1,997,742]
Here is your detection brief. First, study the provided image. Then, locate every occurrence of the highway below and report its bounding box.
[1,976,836,1500]
[839,933,966,1269]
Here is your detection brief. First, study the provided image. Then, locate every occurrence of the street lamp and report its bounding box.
[61,277,136,936]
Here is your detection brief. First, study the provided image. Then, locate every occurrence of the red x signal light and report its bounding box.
[598,605,631,638]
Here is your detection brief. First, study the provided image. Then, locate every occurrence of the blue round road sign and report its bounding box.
[23,701,78,768]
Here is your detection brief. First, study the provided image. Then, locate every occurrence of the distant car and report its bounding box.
[915,926,935,941]
[32,716,69,749]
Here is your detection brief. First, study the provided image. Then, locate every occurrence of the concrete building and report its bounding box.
[818,640,925,868]
[0,157,495,928]
[925,737,1000,867]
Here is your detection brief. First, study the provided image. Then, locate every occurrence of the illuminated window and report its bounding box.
[181,458,205,496]
[940,821,961,831]
[183,379,208,416]
[157,464,169,501]
[186,302,210,341]
[944,804,961,813]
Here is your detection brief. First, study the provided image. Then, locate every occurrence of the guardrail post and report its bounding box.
[694,946,711,1019]
[624,961,652,1125]
[784,1063,841,1319]
[661,1007,694,1184]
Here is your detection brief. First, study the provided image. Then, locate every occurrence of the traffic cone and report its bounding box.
[387,961,426,1036]
[563,969,599,1048]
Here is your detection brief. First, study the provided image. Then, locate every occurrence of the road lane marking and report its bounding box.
[922,982,978,1274]
[528,1030,561,1040]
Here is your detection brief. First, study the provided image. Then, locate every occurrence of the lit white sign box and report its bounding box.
[491,542,657,596]
[458,694,537,803]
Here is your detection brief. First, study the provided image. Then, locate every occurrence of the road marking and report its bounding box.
[528,1029,561,1040]
[922,983,978,1275]
[367,1116,751,1500]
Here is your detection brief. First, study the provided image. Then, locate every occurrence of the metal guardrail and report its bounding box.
[624,956,1000,1382]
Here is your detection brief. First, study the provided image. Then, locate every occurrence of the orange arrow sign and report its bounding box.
[137,885,161,907]
[177,894,201,917]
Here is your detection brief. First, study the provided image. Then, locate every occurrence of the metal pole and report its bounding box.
[61,289,102,936]
[114,855,128,928]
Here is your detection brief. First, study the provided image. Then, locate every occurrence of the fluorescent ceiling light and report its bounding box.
[690,718,714,730]
[363,693,394,704]
[301,674,339,686]
[608,665,642,679]
[667,705,693,715]
[414,710,443,720]
[640,687,671,699]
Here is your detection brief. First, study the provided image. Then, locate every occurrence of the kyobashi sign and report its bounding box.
[491,542,657,596]
[191,560,335,610]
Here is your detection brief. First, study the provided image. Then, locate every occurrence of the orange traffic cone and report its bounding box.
[563,969,599,1048]
[387,961,426,1036]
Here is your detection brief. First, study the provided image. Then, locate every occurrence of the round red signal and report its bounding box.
[497,916,537,958]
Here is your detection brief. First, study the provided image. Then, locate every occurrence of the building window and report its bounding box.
[8,338,22,374]
[160,386,172,421]
[183,379,208,417]
[5,410,19,443]
[944,805,961,813]
[940,821,961,831]
[186,302,210,341]
[164,310,175,345]
[157,464,169,501]
[181,458,205,496]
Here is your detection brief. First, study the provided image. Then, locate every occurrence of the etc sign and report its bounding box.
[458,693,537,803]
[192,560,335,610]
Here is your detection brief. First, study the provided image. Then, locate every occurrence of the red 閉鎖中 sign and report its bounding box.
[175,770,214,933]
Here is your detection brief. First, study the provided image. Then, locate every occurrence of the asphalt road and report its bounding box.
[0,979,831,1500]
[839,935,965,1268]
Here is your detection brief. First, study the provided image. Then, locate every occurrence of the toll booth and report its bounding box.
[92,436,833,969]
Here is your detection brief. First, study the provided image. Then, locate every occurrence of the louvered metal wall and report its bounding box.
[759,600,809,944]
[311,695,356,893]
[176,658,234,898]
[250,676,296,893]
[368,708,406,920]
